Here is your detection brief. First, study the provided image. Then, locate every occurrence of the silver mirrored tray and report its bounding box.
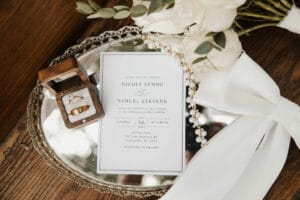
[27,26,235,198]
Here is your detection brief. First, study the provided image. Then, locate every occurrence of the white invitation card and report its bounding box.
[98,52,185,175]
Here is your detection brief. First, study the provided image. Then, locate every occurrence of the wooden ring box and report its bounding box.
[38,58,104,128]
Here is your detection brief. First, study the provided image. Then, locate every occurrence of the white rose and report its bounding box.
[198,0,246,32]
[200,8,237,32]
[133,0,246,34]
[182,29,242,82]
[133,0,205,34]
[133,6,181,34]
[172,0,206,28]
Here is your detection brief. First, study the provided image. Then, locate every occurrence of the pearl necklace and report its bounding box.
[142,34,208,147]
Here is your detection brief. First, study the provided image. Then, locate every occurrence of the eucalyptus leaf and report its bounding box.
[98,8,116,18]
[113,5,129,11]
[113,10,131,19]
[131,4,147,17]
[163,0,175,3]
[76,2,94,14]
[166,2,175,9]
[192,57,207,64]
[76,7,90,15]
[194,41,213,55]
[148,0,163,15]
[163,0,175,9]
[205,32,217,37]
[87,12,102,19]
[214,32,226,48]
[88,0,101,10]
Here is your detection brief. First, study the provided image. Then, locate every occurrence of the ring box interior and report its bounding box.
[38,58,104,128]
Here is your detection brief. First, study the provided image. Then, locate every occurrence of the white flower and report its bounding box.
[145,33,184,51]
[183,29,242,82]
[133,0,205,34]
[200,8,237,32]
[144,29,242,82]
[133,0,246,34]
[198,0,246,32]
[134,11,184,34]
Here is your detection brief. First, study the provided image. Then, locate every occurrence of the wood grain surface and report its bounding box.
[0,0,132,143]
[0,0,299,199]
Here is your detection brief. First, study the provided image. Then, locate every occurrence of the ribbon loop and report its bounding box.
[269,97,300,148]
[270,97,299,125]
[160,53,300,200]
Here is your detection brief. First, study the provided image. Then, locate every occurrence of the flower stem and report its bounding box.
[237,12,282,21]
[206,57,217,70]
[234,21,244,31]
[279,0,292,9]
[238,23,278,36]
[267,0,289,13]
[253,1,285,17]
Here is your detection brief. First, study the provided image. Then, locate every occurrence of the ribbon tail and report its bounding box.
[160,116,274,200]
[223,124,291,200]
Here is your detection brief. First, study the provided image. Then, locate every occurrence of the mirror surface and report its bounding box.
[40,36,235,188]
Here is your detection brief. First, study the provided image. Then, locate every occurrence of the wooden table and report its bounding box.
[0,1,299,199]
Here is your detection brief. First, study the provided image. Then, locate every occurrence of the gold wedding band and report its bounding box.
[70,105,90,115]
[68,95,84,104]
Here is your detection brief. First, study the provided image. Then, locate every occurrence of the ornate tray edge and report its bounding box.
[26,26,171,198]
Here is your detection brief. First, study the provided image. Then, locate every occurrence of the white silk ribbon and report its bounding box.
[278,5,300,34]
[160,53,300,200]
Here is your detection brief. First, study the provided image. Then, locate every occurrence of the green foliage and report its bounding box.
[194,41,213,55]
[113,10,131,19]
[214,32,226,49]
[88,0,101,10]
[76,2,94,14]
[193,31,226,66]
[148,0,163,15]
[76,0,175,20]
[113,5,129,11]
[131,5,148,17]
[192,57,207,64]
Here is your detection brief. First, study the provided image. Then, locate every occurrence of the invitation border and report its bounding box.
[98,52,185,175]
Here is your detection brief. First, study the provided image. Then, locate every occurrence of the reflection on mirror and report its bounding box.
[41,37,235,187]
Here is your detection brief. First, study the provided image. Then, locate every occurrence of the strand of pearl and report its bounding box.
[142,34,208,147]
